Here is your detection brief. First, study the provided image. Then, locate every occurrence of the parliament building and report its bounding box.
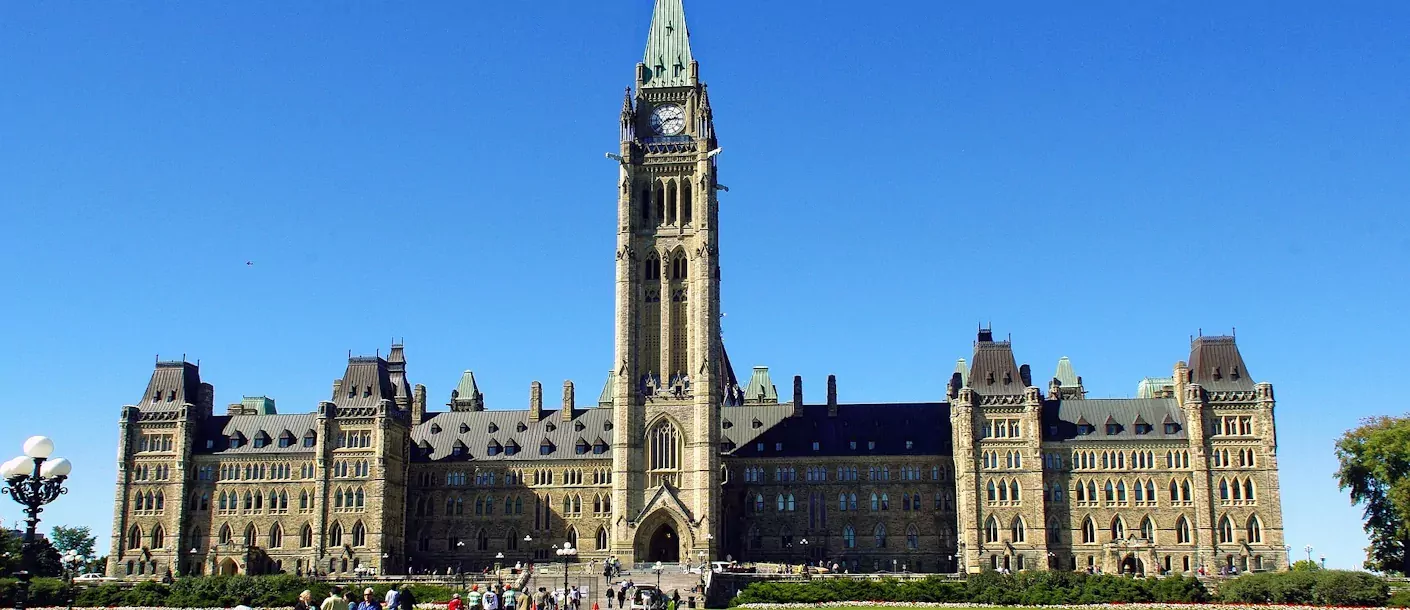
[107,0,1287,580]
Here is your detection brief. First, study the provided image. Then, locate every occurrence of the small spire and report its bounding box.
[621,87,634,115]
[641,0,695,88]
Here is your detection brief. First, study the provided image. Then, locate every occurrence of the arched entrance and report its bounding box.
[218,558,239,576]
[1121,554,1144,575]
[647,523,680,563]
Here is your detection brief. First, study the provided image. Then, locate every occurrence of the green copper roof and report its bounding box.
[598,371,615,407]
[641,0,694,88]
[743,366,777,404]
[241,395,277,415]
[954,358,969,387]
[1055,356,1079,386]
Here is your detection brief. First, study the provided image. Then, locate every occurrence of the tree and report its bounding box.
[1290,559,1322,572]
[51,525,96,558]
[1335,415,1410,574]
[0,528,20,574]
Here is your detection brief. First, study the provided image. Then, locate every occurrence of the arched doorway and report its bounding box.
[647,523,680,562]
[1121,554,1144,575]
[218,558,239,576]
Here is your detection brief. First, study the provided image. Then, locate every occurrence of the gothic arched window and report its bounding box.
[1011,517,1026,543]
[647,419,681,487]
[873,523,887,548]
[1176,515,1192,544]
[1247,514,1263,543]
[352,521,367,547]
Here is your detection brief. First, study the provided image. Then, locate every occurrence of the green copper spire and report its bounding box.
[641,0,695,88]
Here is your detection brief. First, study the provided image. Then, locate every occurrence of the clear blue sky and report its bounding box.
[2,1,1406,569]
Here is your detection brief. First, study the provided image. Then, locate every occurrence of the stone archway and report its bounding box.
[218,558,239,576]
[1121,554,1144,576]
[647,522,681,563]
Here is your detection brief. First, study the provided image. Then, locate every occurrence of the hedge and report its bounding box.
[1218,569,1389,607]
[0,576,460,608]
[730,572,1208,607]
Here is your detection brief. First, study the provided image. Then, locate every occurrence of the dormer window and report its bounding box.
[1134,423,1153,435]
[539,439,556,456]
[1105,423,1121,435]
[721,440,736,452]
[362,386,372,398]
[167,390,177,402]
[986,371,995,385]
[278,431,295,448]
[545,423,557,432]
[751,419,762,429]
[348,386,357,399]
[252,432,271,448]
[486,440,502,457]
[1077,424,1094,436]
[1003,371,1012,384]
[575,439,589,455]
[1231,366,1241,380]
[812,441,820,451]
[303,431,317,448]
[430,424,442,434]
[1213,366,1222,380]
[603,422,613,431]
[504,441,520,456]
[593,440,609,455]
[228,434,245,449]
[518,423,528,433]
[574,421,585,432]
[722,420,733,429]
[460,423,470,434]
[417,440,432,458]
[1164,423,1179,435]
[488,423,499,434]
[451,440,467,457]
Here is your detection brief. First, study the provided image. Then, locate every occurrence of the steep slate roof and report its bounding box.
[1044,398,1185,442]
[411,409,615,462]
[199,414,318,455]
[1137,377,1175,399]
[641,0,694,88]
[1188,335,1255,392]
[967,330,1025,394]
[387,344,412,402]
[724,403,953,458]
[337,357,397,407]
[139,361,203,411]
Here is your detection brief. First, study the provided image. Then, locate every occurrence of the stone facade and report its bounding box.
[106,0,1286,579]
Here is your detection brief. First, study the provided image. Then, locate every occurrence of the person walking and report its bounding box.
[468,585,483,610]
[322,587,345,610]
[358,588,383,610]
[385,584,401,610]
[399,585,418,610]
[569,586,581,610]
[296,590,314,610]
[503,585,517,610]
[484,586,500,610]
[345,590,360,610]
[449,594,464,610]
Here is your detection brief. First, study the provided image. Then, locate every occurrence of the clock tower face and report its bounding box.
[649,104,686,136]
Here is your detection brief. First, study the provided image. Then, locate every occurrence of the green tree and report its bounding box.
[1290,559,1322,572]
[50,526,96,559]
[1335,415,1410,574]
[0,529,20,574]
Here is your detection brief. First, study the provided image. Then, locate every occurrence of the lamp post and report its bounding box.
[524,535,534,565]
[1320,554,1326,570]
[2,436,72,610]
[652,561,663,589]
[61,550,84,610]
[555,542,577,602]
[1304,545,1313,563]
[495,552,504,577]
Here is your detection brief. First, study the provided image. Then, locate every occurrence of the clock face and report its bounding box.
[650,104,686,136]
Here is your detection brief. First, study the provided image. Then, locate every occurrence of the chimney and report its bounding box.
[412,384,427,425]
[791,376,803,418]
[827,375,838,418]
[1019,364,1032,387]
[562,380,575,421]
[529,381,543,422]
[331,379,343,402]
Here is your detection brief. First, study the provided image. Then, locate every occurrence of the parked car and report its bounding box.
[74,573,115,582]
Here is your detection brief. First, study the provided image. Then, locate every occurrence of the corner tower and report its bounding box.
[611,0,722,564]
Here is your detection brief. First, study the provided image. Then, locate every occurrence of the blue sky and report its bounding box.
[1,1,1406,568]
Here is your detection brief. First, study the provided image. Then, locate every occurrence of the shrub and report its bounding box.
[1388,588,1410,607]
[729,571,1206,606]
[1220,569,1388,607]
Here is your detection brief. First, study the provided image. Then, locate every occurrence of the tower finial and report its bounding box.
[641,0,695,88]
